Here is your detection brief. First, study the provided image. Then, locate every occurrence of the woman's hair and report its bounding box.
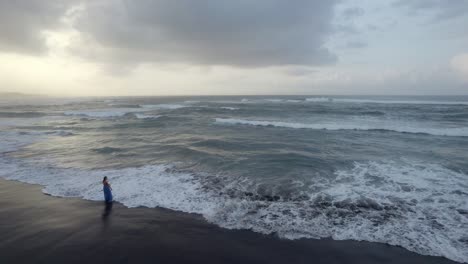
[103,176,107,183]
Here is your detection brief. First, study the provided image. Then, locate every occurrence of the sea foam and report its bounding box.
[64,108,149,118]
[64,104,186,118]
[305,97,468,105]
[215,118,468,137]
[220,107,239,110]
[140,104,187,109]
[2,103,468,263]
[1,137,467,263]
[134,114,161,119]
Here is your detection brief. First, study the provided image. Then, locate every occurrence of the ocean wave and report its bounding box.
[45,130,75,137]
[0,132,42,153]
[63,104,187,118]
[1,141,467,263]
[64,108,149,118]
[92,147,124,154]
[263,99,304,103]
[0,111,48,118]
[134,114,161,119]
[215,118,468,137]
[64,104,187,118]
[0,130,73,153]
[140,104,187,109]
[220,107,239,110]
[107,103,142,108]
[2,124,468,263]
[360,110,385,116]
[305,97,334,102]
[18,130,75,137]
[265,99,284,103]
[305,97,468,105]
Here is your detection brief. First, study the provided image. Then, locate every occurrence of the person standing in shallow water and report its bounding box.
[103,176,113,203]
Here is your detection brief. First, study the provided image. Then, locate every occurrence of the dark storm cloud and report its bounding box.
[0,0,75,54]
[72,0,339,67]
[394,0,468,21]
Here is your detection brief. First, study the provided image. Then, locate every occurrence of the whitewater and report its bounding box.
[1,95,467,263]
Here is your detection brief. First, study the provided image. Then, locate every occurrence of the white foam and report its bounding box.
[25,130,75,137]
[306,97,468,105]
[63,104,189,117]
[220,107,239,110]
[208,160,468,263]
[64,108,149,118]
[327,160,468,262]
[134,114,161,119]
[305,97,334,102]
[2,151,466,262]
[1,131,467,262]
[215,118,468,137]
[0,130,216,213]
[265,99,284,103]
[140,104,187,109]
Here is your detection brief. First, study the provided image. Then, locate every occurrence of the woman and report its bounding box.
[102,176,113,203]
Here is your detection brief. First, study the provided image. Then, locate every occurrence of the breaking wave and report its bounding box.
[64,108,149,118]
[140,104,187,109]
[215,118,468,137]
[220,107,239,110]
[64,104,187,118]
[0,132,466,262]
[305,97,468,105]
[0,111,48,118]
[134,113,161,119]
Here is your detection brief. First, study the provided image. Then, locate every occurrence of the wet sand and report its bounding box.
[0,179,457,264]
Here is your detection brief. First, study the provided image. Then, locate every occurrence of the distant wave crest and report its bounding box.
[64,108,146,118]
[220,107,239,110]
[215,118,468,137]
[305,97,468,105]
[140,104,187,109]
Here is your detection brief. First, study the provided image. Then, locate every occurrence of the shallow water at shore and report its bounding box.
[0,179,457,264]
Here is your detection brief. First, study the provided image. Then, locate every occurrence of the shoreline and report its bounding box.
[0,178,458,264]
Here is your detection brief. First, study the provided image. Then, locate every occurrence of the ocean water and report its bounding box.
[1,95,468,262]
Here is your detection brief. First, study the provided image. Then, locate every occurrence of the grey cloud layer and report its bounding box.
[395,0,468,21]
[70,0,338,67]
[0,0,74,54]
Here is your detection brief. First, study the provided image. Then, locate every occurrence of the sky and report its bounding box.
[0,0,467,96]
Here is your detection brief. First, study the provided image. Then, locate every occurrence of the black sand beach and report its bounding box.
[0,179,457,264]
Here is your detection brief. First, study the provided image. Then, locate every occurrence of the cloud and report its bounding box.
[451,53,468,82]
[0,0,76,54]
[70,0,338,67]
[341,7,365,20]
[345,41,367,49]
[394,0,468,22]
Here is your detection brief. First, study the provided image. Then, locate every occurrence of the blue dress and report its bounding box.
[103,184,113,203]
